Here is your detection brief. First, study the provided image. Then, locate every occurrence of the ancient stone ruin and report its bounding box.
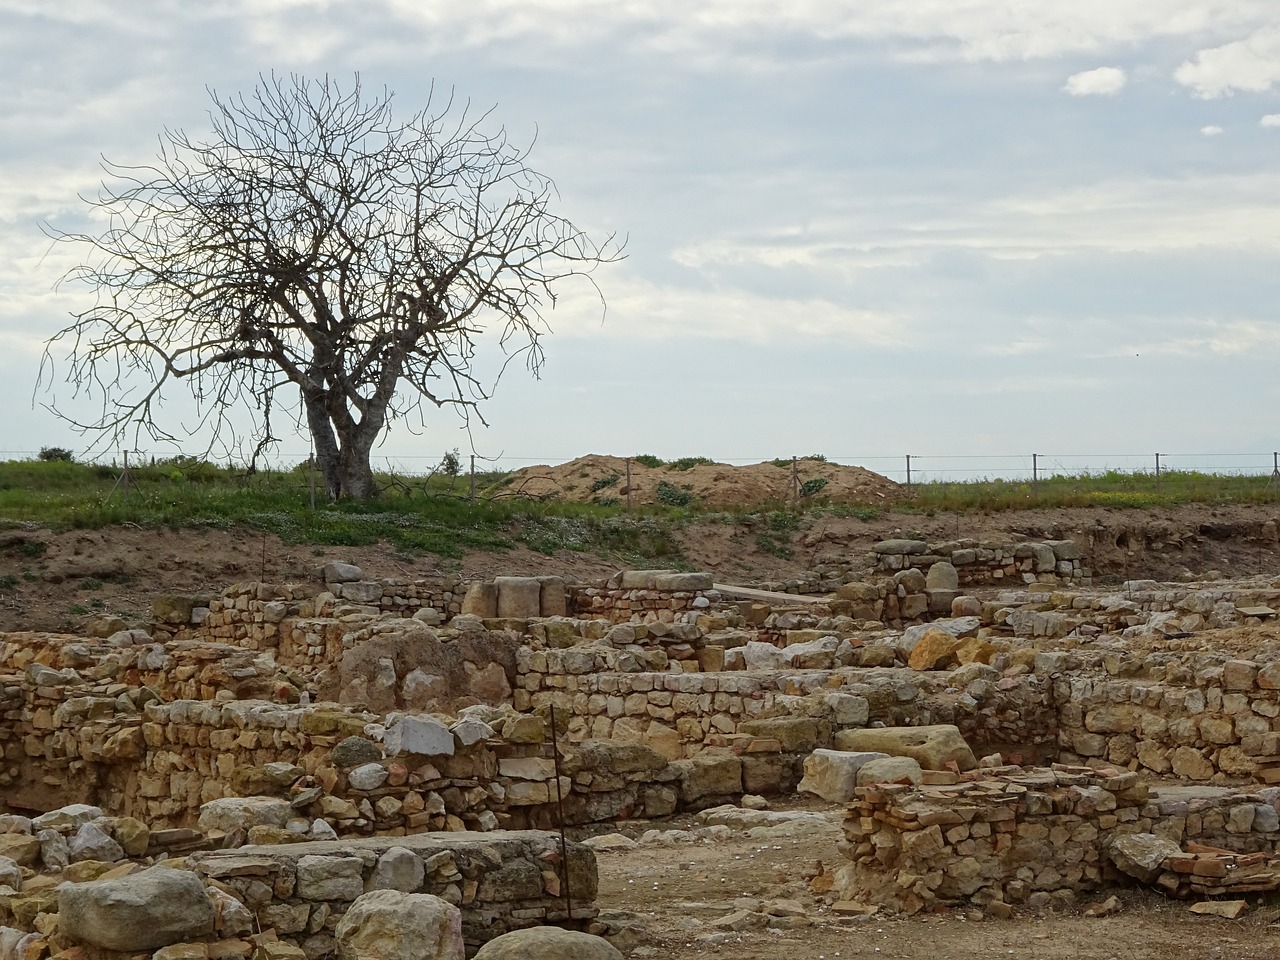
[5,531,1280,956]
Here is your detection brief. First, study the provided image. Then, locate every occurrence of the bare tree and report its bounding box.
[41,74,621,498]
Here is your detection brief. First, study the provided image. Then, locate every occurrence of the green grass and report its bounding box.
[901,469,1280,512]
[2,459,1278,567]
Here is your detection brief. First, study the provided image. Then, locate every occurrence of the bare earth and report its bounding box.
[3,501,1279,634]
[590,801,1280,959]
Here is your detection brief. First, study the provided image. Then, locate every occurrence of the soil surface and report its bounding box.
[2,502,1280,634]
[590,801,1280,959]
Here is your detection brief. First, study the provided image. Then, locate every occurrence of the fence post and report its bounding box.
[625,458,632,512]
[469,455,476,502]
[905,454,912,496]
[1032,453,1039,495]
[1155,452,1161,492]
[791,456,799,507]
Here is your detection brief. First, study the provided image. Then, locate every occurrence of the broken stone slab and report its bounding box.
[1189,900,1248,919]
[58,865,215,952]
[873,540,928,555]
[1108,833,1183,884]
[907,627,959,671]
[833,724,978,771]
[797,749,890,803]
[321,562,365,583]
[31,804,103,833]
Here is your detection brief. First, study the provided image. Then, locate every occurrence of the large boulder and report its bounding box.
[495,577,542,618]
[335,889,463,960]
[856,756,923,787]
[797,750,889,802]
[58,866,215,951]
[833,724,977,772]
[473,927,623,960]
[385,716,455,758]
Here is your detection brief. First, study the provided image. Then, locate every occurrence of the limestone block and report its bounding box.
[538,577,568,618]
[737,717,825,752]
[898,617,980,654]
[797,749,889,802]
[674,755,743,802]
[1170,746,1214,780]
[198,797,291,834]
[823,693,870,727]
[335,890,463,960]
[1223,660,1258,691]
[495,577,542,618]
[0,835,40,868]
[58,866,215,951]
[385,716,455,758]
[296,855,365,901]
[450,718,494,748]
[856,756,922,787]
[954,636,996,665]
[907,628,959,671]
[834,724,977,772]
[461,582,498,618]
[653,572,714,591]
[331,737,383,768]
[925,562,959,592]
[340,581,384,604]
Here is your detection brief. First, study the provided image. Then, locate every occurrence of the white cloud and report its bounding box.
[1175,24,1280,98]
[1262,114,1280,127]
[1201,124,1224,136]
[1063,66,1127,96]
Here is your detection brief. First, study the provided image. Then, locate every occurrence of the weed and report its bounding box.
[669,457,714,471]
[0,574,16,589]
[67,603,89,616]
[590,474,621,493]
[633,454,664,468]
[800,477,829,497]
[656,481,694,507]
[79,578,104,590]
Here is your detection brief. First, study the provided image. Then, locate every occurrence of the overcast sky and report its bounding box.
[4,2,1280,482]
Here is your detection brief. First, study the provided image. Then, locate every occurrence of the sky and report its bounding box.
[3,1,1280,483]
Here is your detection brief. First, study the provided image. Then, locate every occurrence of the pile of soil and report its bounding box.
[494,455,900,509]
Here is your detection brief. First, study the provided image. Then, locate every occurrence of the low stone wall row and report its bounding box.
[872,538,1088,587]
[839,764,1280,912]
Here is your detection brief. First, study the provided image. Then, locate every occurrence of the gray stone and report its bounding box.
[37,830,68,870]
[797,750,890,802]
[370,846,426,893]
[297,854,365,901]
[264,762,306,787]
[450,718,494,748]
[332,736,384,768]
[461,582,499,618]
[0,856,21,891]
[68,822,124,863]
[653,572,713,591]
[473,927,623,960]
[322,561,366,583]
[349,763,390,791]
[31,804,102,832]
[336,890,464,960]
[823,693,870,727]
[198,797,291,834]
[385,716,455,758]
[58,865,215,951]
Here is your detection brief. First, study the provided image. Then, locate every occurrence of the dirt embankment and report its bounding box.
[494,455,901,509]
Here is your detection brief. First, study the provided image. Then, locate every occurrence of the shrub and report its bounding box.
[38,447,75,462]
[669,456,714,471]
[800,477,829,497]
[656,481,693,507]
[633,454,664,468]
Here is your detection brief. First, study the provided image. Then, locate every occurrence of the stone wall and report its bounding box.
[872,538,1088,588]
[187,831,597,956]
[839,764,1280,911]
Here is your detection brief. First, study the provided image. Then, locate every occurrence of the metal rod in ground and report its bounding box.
[548,704,572,919]
[625,458,632,512]
[469,455,476,502]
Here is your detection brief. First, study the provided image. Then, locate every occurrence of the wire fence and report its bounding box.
[5,449,1280,487]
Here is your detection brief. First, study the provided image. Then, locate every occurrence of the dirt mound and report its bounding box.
[495,455,901,509]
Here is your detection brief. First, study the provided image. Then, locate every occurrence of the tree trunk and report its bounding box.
[303,387,383,500]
